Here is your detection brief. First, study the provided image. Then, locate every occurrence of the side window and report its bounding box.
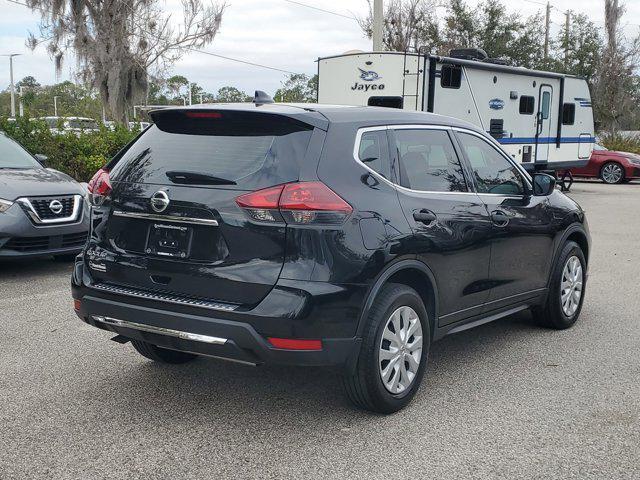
[519,96,535,115]
[441,65,462,89]
[358,130,390,179]
[394,129,467,192]
[457,132,525,196]
[541,91,551,119]
[562,103,576,125]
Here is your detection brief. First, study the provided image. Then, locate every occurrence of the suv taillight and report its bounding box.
[236,182,352,225]
[87,168,112,205]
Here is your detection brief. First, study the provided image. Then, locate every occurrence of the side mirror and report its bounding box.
[532,173,556,196]
[35,154,48,166]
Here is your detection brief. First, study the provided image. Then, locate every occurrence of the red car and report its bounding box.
[569,144,640,184]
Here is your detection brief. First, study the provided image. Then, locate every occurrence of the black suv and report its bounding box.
[72,103,590,413]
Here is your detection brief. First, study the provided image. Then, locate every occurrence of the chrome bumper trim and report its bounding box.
[112,210,219,226]
[90,282,238,311]
[91,315,228,345]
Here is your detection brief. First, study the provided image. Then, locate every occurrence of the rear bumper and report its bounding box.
[72,260,366,368]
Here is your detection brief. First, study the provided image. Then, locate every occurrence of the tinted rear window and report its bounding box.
[109,111,314,188]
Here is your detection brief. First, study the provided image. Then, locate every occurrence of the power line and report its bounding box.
[282,0,357,21]
[3,0,302,75]
[187,49,300,75]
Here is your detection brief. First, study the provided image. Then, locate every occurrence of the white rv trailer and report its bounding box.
[317,50,595,171]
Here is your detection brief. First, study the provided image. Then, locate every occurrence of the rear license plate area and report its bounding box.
[145,223,193,258]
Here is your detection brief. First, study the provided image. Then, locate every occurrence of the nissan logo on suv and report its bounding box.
[150,190,170,212]
[48,199,63,215]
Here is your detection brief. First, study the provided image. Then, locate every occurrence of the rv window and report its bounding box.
[368,96,404,109]
[394,129,467,192]
[541,91,551,119]
[519,96,535,115]
[457,132,525,196]
[562,103,576,125]
[441,65,462,89]
[358,130,390,179]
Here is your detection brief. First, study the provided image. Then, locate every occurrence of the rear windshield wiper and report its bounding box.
[165,170,237,185]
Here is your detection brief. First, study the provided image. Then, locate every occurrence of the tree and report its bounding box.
[215,86,251,103]
[359,0,441,52]
[557,13,602,82]
[593,0,640,132]
[274,74,317,103]
[167,75,189,101]
[17,76,41,89]
[26,0,226,124]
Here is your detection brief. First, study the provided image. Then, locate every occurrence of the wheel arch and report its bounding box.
[548,224,590,288]
[356,259,439,339]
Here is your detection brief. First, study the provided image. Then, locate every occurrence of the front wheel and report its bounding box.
[532,241,586,329]
[600,162,624,184]
[343,283,430,414]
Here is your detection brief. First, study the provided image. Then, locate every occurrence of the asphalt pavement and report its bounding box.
[1,180,638,479]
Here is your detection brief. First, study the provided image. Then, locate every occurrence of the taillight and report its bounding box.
[235,182,352,225]
[87,168,112,206]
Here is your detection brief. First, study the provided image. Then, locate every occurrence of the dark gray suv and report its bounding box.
[0,132,89,259]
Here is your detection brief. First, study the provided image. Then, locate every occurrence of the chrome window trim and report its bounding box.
[112,210,219,226]
[352,124,478,196]
[16,194,83,225]
[91,315,228,345]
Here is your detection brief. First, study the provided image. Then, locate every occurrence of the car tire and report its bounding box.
[600,162,625,184]
[532,241,586,329]
[343,283,430,414]
[131,340,198,364]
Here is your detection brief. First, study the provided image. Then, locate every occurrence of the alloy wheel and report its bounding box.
[378,306,423,394]
[602,163,623,184]
[561,255,583,317]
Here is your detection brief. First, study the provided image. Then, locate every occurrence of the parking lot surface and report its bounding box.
[1,181,638,479]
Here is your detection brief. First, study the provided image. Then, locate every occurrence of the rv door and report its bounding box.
[535,85,553,163]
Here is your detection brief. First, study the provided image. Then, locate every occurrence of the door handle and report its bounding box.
[490,211,510,227]
[413,210,437,225]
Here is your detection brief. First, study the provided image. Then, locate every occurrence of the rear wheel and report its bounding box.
[131,340,198,364]
[343,283,430,414]
[600,162,624,184]
[532,241,586,329]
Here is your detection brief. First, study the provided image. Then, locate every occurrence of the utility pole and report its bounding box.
[373,0,384,51]
[18,85,24,117]
[197,93,205,104]
[188,83,193,105]
[544,2,551,62]
[2,53,21,118]
[54,96,59,116]
[564,10,571,68]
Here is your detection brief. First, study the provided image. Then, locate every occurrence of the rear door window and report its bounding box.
[109,111,314,189]
[393,129,468,192]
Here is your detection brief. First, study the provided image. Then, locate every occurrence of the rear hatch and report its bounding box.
[86,108,320,307]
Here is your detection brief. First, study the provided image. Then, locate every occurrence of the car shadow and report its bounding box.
[0,257,73,279]
[79,310,542,423]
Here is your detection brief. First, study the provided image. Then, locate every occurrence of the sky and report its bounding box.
[1,0,640,97]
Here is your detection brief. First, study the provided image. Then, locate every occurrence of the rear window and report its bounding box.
[109,111,314,188]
